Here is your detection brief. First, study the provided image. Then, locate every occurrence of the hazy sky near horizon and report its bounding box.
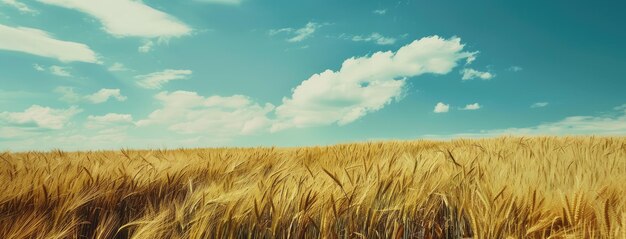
[1,0,625,151]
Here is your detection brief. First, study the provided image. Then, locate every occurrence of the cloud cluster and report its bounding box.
[461,68,494,80]
[0,105,81,130]
[269,22,322,43]
[272,36,474,131]
[136,91,275,136]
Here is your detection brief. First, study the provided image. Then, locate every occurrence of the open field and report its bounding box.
[1,137,625,238]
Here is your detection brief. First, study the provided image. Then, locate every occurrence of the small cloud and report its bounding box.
[135,69,192,89]
[373,9,387,15]
[351,32,396,45]
[434,102,450,113]
[270,22,324,43]
[531,102,549,108]
[33,63,45,71]
[268,28,293,36]
[49,65,72,77]
[108,62,128,72]
[508,66,523,72]
[138,40,154,53]
[462,103,481,110]
[84,89,127,104]
[461,68,494,80]
[55,87,127,104]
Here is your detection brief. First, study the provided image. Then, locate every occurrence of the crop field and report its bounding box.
[1,136,625,238]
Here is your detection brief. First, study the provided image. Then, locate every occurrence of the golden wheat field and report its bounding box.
[1,136,625,238]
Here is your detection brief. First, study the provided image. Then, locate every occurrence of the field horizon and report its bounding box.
[1,136,625,238]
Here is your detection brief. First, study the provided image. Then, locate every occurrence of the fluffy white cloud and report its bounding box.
[135,69,192,89]
[434,102,450,113]
[373,9,387,15]
[37,0,191,38]
[351,33,396,45]
[137,91,274,136]
[508,66,523,72]
[0,24,98,63]
[49,65,72,77]
[84,89,127,103]
[462,103,481,110]
[531,102,549,108]
[2,0,36,13]
[272,36,473,131]
[0,105,81,130]
[461,68,494,80]
[86,113,133,129]
[55,87,127,104]
[108,62,128,72]
[270,22,322,43]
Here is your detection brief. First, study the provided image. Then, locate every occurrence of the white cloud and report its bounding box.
[86,113,133,129]
[531,102,549,108]
[0,24,98,63]
[135,69,192,89]
[37,0,192,38]
[373,9,387,15]
[33,64,45,71]
[194,0,242,5]
[55,87,127,104]
[288,22,320,42]
[138,40,154,53]
[1,0,37,14]
[462,103,481,110]
[427,105,626,138]
[84,88,127,103]
[136,91,275,136]
[434,102,450,113]
[269,22,325,43]
[108,62,128,72]
[351,33,396,45]
[0,105,81,130]
[508,66,523,72]
[272,36,474,131]
[269,22,322,43]
[461,68,494,80]
[465,54,476,65]
[268,28,293,36]
[49,65,72,77]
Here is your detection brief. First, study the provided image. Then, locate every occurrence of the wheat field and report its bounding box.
[1,136,625,238]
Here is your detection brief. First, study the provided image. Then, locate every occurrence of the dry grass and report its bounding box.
[1,136,625,238]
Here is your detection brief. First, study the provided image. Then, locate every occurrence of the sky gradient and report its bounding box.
[1,0,625,151]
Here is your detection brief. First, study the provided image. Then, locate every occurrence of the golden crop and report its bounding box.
[1,136,625,238]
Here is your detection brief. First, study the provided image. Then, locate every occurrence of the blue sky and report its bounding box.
[1,0,625,151]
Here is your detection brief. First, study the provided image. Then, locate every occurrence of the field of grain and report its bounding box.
[1,137,625,238]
